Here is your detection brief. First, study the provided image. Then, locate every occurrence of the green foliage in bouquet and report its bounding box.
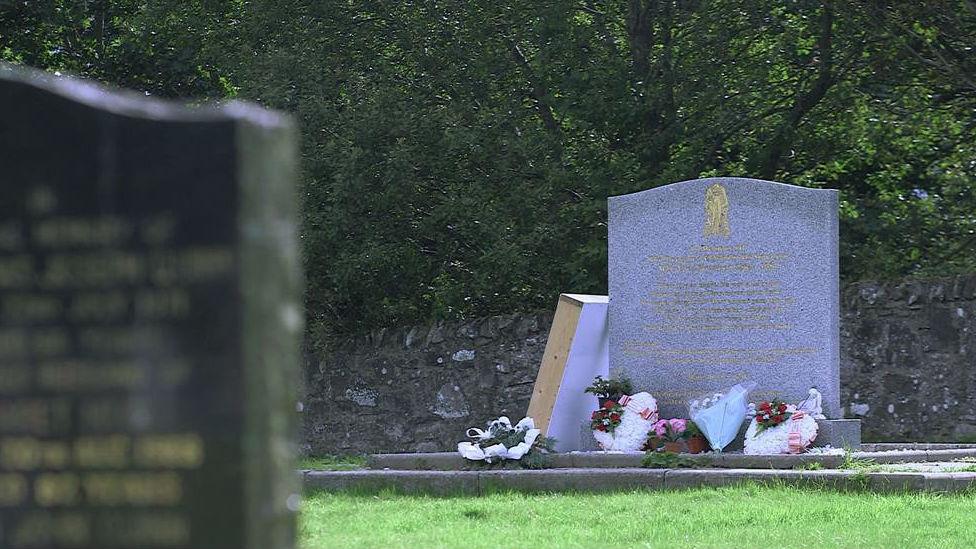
[584,375,634,399]
[519,436,557,470]
[468,435,557,470]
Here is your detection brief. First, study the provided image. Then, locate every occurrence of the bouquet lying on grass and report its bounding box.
[457,416,555,468]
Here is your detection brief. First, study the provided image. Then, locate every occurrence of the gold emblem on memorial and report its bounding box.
[703,183,730,237]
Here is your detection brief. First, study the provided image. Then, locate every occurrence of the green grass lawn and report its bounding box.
[301,485,976,549]
[299,455,366,471]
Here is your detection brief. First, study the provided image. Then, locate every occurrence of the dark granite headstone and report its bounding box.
[0,64,301,548]
[608,178,841,419]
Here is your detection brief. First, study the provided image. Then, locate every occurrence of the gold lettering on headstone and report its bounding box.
[10,511,91,547]
[42,441,71,469]
[31,327,71,357]
[78,398,127,431]
[0,401,53,436]
[0,365,31,393]
[0,255,33,289]
[1,437,43,470]
[1,294,63,322]
[38,360,146,391]
[83,472,183,505]
[32,216,133,248]
[68,291,130,322]
[40,251,145,288]
[140,214,177,245]
[96,512,189,546]
[34,472,80,506]
[135,288,191,319]
[27,186,58,215]
[133,433,204,469]
[0,473,28,506]
[73,435,130,468]
[0,221,25,251]
[1,195,240,547]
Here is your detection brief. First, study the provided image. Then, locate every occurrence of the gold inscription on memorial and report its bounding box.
[33,216,133,248]
[0,190,228,547]
[0,400,72,437]
[10,511,91,547]
[38,360,147,391]
[0,221,25,251]
[640,278,793,332]
[95,511,190,546]
[0,473,28,506]
[133,434,205,469]
[34,472,81,506]
[74,435,131,468]
[0,366,31,394]
[625,222,816,386]
[622,343,816,363]
[647,245,789,274]
[0,255,33,289]
[83,472,184,505]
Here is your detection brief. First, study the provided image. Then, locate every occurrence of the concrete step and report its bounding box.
[302,467,976,495]
[366,447,976,471]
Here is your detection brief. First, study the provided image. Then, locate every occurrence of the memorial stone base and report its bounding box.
[578,419,861,452]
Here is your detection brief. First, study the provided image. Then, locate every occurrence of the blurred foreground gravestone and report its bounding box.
[0,64,301,548]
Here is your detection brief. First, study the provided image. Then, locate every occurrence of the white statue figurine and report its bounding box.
[797,388,825,419]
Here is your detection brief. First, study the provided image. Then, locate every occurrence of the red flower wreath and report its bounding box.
[590,400,624,434]
[755,399,791,434]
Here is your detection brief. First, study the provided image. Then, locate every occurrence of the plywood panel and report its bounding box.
[527,295,583,436]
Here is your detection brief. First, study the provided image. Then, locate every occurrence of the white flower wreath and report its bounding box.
[457,416,540,462]
[743,410,819,455]
[592,392,658,452]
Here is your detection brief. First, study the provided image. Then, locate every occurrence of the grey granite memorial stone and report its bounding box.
[608,177,841,420]
[0,64,301,548]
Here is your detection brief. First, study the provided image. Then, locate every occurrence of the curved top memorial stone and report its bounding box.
[608,177,840,419]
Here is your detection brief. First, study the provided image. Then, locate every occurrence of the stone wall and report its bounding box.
[841,275,976,442]
[301,314,552,455]
[302,274,976,454]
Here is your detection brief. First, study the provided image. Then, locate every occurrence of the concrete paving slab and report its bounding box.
[480,468,666,493]
[302,468,976,495]
[923,473,976,493]
[305,469,480,496]
[863,443,976,451]
[365,448,976,471]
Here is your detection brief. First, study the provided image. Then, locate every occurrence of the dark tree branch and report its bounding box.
[507,40,561,136]
[626,0,654,80]
[753,0,836,179]
[582,0,620,56]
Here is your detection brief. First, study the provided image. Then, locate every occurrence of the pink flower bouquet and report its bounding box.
[651,418,687,442]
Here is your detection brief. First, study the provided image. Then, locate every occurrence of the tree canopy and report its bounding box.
[3,0,974,334]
